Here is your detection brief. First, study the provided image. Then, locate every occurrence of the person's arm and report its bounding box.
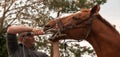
[51,41,60,57]
[7,25,33,34]
[6,25,33,54]
[6,25,44,54]
[7,25,44,35]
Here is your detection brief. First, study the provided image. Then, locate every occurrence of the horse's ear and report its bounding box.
[90,5,100,15]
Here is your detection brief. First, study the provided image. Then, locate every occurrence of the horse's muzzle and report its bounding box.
[44,24,67,41]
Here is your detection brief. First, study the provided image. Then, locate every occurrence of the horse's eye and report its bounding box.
[72,16,82,24]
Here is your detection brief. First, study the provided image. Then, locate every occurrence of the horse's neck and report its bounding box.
[86,19,120,57]
[87,33,120,57]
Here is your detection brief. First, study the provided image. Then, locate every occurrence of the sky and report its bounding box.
[99,0,120,32]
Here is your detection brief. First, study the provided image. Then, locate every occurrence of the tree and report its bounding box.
[0,36,8,57]
[43,0,107,13]
[0,0,107,57]
[0,0,51,57]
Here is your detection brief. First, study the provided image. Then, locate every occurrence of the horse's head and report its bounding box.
[44,5,100,41]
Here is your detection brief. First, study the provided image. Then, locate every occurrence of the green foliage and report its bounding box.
[0,37,8,57]
[59,41,96,57]
[43,0,107,13]
[0,26,8,57]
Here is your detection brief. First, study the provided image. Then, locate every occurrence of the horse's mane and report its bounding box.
[96,14,119,34]
[80,9,119,34]
[81,9,90,12]
[75,9,119,34]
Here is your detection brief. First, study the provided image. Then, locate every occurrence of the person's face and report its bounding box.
[23,35,35,44]
[19,32,35,48]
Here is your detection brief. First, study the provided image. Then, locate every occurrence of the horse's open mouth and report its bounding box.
[44,28,66,41]
[44,28,59,40]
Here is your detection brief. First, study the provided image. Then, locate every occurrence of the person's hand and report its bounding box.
[32,28,44,35]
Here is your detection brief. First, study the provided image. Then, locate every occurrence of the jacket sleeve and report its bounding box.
[6,33,19,54]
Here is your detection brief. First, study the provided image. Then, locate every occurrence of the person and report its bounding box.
[6,25,49,57]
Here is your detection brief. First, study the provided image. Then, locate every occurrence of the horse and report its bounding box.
[44,5,120,57]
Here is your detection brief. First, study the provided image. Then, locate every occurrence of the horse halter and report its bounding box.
[47,14,95,41]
